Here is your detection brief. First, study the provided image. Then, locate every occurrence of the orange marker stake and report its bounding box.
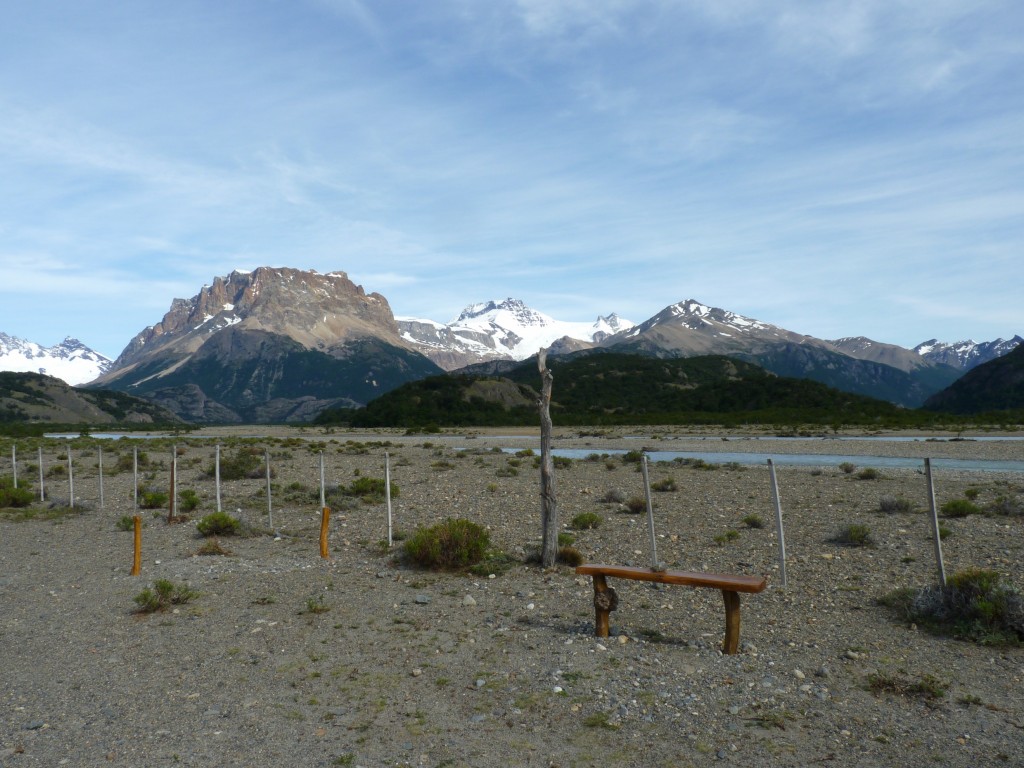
[131,514,142,576]
[319,507,331,559]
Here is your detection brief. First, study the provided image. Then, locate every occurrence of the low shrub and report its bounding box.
[989,495,1023,517]
[556,546,584,567]
[197,538,232,556]
[178,489,200,513]
[879,495,912,514]
[570,512,602,530]
[832,524,874,547]
[0,477,33,509]
[866,672,946,701]
[140,491,168,509]
[650,477,677,492]
[115,515,136,532]
[404,519,490,570]
[133,579,198,613]
[741,514,765,529]
[714,529,741,544]
[857,468,880,480]
[600,489,625,504]
[622,496,647,514]
[880,568,1024,645]
[941,498,981,518]
[838,462,857,474]
[196,511,241,537]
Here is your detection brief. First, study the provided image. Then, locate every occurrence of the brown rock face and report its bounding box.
[111,267,401,369]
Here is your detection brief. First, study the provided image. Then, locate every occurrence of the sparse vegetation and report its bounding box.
[880,568,1024,645]
[838,462,857,474]
[403,519,490,571]
[650,477,677,492]
[866,672,947,701]
[133,579,198,613]
[856,468,880,480]
[879,495,912,514]
[556,545,584,566]
[197,538,232,556]
[714,529,741,544]
[831,523,874,547]
[622,496,647,514]
[570,512,602,530]
[741,513,765,529]
[941,498,981,518]
[140,490,169,509]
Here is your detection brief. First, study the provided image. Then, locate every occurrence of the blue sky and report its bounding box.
[2,1,1022,359]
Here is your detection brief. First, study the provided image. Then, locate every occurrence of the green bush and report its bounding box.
[570,512,602,530]
[403,519,490,570]
[941,498,981,518]
[140,491,168,509]
[133,579,198,613]
[196,511,241,537]
[115,515,136,532]
[838,462,857,474]
[741,513,765,529]
[650,477,677,492]
[0,476,33,509]
[211,446,265,480]
[178,489,200,513]
[856,468,880,480]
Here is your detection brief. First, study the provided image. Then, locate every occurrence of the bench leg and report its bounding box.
[591,574,618,638]
[721,590,741,654]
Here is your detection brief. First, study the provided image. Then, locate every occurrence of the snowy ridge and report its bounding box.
[0,332,112,385]
[914,336,1023,371]
[397,299,633,369]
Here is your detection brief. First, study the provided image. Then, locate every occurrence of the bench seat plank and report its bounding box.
[576,564,766,593]
[576,564,767,654]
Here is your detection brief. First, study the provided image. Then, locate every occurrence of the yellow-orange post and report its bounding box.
[319,507,331,559]
[131,514,142,576]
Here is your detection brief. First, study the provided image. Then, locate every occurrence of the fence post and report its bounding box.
[68,447,75,510]
[385,451,394,549]
[265,449,273,531]
[215,444,222,514]
[131,515,142,576]
[98,447,104,511]
[640,454,659,567]
[924,458,947,587]
[11,446,15,489]
[767,459,788,589]
[38,447,45,501]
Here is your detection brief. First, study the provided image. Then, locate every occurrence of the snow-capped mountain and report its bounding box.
[914,336,1023,372]
[397,298,634,370]
[0,332,112,385]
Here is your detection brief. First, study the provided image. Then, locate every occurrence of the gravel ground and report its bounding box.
[2,427,1023,767]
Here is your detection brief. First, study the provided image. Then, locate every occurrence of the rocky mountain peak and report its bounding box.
[112,267,400,369]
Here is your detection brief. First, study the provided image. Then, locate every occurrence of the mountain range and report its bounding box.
[2,267,1020,422]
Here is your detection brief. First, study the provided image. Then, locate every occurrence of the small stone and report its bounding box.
[415,594,431,605]
[526,603,535,610]
[462,594,477,607]
[793,669,806,680]
[618,635,629,645]
[816,666,831,678]
[470,714,486,723]
[844,650,861,660]
[595,643,608,652]
[553,686,563,694]
[475,678,486,688]
[411,668,422,677]
[24,721,46,730]
[728,705,741,715]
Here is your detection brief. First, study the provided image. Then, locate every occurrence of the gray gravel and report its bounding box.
[2,427,1023,767]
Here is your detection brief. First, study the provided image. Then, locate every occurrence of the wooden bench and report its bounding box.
[576,564,768,654]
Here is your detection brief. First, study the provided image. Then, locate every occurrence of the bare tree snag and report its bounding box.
[538,348,559,567]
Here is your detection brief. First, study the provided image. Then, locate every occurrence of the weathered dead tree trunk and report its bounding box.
[538,348,559,567]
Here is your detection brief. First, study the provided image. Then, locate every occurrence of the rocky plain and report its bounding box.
[1,426,1022,767]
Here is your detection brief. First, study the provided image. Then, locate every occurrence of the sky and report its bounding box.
[1,1,1022,360]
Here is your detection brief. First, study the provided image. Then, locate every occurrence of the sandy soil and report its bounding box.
[1,426,1022,767]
